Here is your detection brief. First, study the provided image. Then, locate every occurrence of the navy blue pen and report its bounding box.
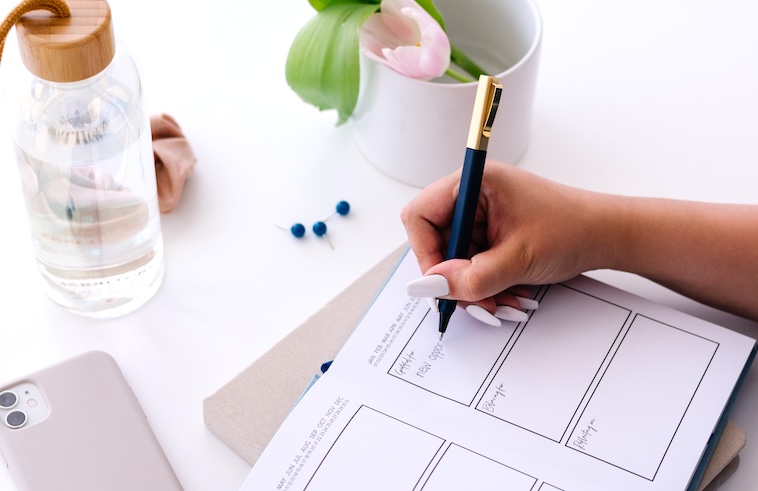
[438,76,503,340]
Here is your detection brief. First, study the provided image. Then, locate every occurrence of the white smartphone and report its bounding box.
[0,351,183,491]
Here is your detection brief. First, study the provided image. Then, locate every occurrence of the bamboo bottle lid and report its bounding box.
[16,0,115,83]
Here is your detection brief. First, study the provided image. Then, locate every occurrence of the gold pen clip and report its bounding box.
[466,75,503,151]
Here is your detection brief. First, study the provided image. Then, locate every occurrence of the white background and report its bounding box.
[0,0,756,489]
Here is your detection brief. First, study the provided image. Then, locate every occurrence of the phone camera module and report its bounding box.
[5,410,27,429]
[0,390,18,409]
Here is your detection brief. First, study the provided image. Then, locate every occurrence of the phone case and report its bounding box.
[0,351,183,491]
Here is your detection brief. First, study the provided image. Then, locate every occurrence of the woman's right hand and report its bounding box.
[401,161,618,318]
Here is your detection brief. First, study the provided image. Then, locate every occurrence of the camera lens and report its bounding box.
[0,390,18,409]
[5,410,27,429]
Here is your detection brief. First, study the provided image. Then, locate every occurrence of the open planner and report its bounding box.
[240,248,756,491]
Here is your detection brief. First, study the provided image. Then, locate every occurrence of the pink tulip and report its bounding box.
[360,0,451,80]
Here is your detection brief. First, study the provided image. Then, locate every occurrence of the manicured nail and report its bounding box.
[494,306,529,323]
[465,305,501,327]
[515,296,539,310]
[427,297,439,313]
[407,274,449,298]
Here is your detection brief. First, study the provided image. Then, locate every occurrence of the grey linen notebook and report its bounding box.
[203,244,744,490]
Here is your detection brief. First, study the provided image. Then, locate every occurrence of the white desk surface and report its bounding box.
[1,0,757,489]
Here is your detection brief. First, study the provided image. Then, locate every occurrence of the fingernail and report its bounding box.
[427,297,439,313]
[465,305,501,327]
[407,274,449,298]
[494,306,529,323]
[515,296,539,310]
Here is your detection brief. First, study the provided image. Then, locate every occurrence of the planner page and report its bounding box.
[241,249,755,491]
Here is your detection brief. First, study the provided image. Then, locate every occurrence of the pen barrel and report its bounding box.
[445,148,487,261]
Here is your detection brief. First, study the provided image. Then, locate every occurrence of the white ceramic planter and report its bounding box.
[352,0,542,188]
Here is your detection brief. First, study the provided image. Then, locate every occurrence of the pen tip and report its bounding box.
[438,312,451,334]
[439,332,444,341]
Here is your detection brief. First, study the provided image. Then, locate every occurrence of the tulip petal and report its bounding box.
[359,0,450,80]
[361,12,419,53]
[413,0,446,29]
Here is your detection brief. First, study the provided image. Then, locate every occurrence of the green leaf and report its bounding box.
[415,0,445,30]
[287,3,379,124]
[308,0,380,13]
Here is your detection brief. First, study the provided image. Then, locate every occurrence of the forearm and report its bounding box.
[603,196,758,321]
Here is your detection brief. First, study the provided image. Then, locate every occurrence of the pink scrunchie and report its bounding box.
[150,113,196,214]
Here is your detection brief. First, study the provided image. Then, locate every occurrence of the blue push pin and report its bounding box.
[325,200,350,220]
[312,221,332,249]
[278,222,306,238]
[290,223,306,238]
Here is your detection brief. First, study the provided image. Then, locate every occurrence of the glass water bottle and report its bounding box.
[2,0,164,318]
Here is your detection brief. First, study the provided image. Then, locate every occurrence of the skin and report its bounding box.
[401,161,758,322]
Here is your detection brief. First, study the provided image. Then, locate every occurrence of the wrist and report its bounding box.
[581,192,637,273]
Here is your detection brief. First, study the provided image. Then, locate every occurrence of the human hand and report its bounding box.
[401,161,614,325]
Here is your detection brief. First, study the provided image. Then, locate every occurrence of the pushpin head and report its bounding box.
[335,201,350,216]
[312,221,327,237]
[290,223,306,238]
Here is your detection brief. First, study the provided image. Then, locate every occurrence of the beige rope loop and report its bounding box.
[0,0,71,62]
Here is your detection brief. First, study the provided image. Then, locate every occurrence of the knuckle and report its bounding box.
[399,202,414,226]
[461,271,489,302]
[399,209,409,226]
